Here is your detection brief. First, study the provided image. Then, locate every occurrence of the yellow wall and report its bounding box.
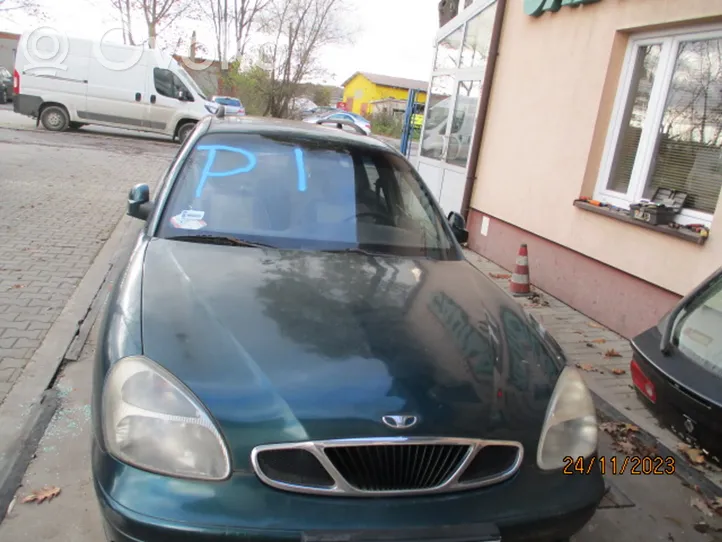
[470,0,722,296]
[342,74,427,116]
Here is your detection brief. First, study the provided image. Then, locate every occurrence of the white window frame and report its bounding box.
[595,24,722,227]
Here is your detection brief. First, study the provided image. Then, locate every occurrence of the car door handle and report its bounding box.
[135,92,141,102]
[150,95,156,104]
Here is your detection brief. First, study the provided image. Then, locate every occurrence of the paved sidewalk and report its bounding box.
[463,248,722,493]
[0,127,174,406]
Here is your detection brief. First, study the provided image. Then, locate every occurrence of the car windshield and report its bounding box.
[156,132,458,259]
[673,274,722,377]
[215,97,242,107]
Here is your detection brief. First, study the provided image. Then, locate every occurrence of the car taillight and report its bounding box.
[13,69,19,94]
[630,359,656,403]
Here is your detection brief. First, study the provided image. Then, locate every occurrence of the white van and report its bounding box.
[13,32,218,143]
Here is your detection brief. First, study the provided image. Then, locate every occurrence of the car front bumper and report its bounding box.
[93,440,604,542]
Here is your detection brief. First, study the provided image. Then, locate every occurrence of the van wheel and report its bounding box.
[177,122,196,145]
[40,106,69,132]
[0,89,7,105]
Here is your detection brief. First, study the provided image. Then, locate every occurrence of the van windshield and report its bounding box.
[175,69,206,101]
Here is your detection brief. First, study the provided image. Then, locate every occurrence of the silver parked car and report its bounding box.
[210,95,246,116]
[303,111,372,135]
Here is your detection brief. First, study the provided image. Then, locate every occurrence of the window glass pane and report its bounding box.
[644,38,722,214]
[460,3,497,69]
[157,133,454,258]
[674,276,722,377]
[421,75,455,160]
[447,80,482,169]
[434,27,463,70]
[606,44,662,194]
[154,68,175,98]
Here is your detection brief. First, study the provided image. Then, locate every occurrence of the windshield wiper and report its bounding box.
[166,235,277,249]
[321,247,384,257]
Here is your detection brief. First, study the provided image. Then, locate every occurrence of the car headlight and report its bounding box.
[102,356,231,480]
[205,103,219,114]
[536,366,597,470]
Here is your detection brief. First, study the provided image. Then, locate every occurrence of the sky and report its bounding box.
[0,0,440,86]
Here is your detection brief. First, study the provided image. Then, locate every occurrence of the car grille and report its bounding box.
[251,438,523,497]
[324,443,468,491]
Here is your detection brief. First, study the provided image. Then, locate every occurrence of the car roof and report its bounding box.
[203,115,392,151]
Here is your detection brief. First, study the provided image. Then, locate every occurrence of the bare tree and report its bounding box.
[233,0,270,62]
[203,0,269,69]
[137,0,193,48]
[0,0,43,17]
[108,0,194,48]
[256,0,348,117]
[110,0,136,45]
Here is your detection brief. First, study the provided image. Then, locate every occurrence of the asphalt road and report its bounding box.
[0,113,721,542]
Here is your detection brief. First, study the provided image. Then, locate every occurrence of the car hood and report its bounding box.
[140,239,563,466]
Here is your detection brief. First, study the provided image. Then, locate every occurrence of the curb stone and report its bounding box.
[0,215,141,525]
[592,393,722,500]
[0,389,58,523]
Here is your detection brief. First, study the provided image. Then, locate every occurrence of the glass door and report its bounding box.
[416,0,498,215]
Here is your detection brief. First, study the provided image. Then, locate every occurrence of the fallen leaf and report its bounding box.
[21,486,60,504]
[625,424,639,432]
[692,497,714,517]
[591,338,606,344]
[612,368,626,375]
[11,284,25,289]
[678,444,706,465]
[576,363,596,372]
[604,349,622,358]
[613,441,636,454]
[710,497,722,511]
[587,321,604,329]
[489,273,511,279]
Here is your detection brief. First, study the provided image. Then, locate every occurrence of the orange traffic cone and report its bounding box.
[510,243,532,297]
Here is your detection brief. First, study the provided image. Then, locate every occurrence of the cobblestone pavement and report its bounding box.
[0,126,176,405]
[464,249,722,491]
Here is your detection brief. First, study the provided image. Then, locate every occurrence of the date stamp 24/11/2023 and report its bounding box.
[563,455,676,476]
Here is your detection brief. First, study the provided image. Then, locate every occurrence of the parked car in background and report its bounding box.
[0,66,13,104]
[91,112,604,542]
[630,265,722,466]
[13,33,215,143]
[210,95,246,116]
[300,105,339,118]
[303,110,372,135]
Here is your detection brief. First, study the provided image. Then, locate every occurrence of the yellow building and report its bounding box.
[340,72,428,117]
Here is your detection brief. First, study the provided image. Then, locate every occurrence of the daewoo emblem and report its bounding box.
[382,415,419,429]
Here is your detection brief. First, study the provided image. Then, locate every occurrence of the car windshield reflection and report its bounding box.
[157,133,458,260]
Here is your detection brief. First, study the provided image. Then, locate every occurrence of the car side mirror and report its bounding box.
[177,89,191,101]
[127,183,153,221]
[447,211,469,244]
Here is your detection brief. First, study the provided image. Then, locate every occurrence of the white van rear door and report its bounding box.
[84,42,148,129]
[17,35,90,117]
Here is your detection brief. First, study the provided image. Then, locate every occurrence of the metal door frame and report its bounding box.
[416,0,497,177]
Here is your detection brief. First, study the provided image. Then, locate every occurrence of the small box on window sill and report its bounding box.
[629,188,688,226]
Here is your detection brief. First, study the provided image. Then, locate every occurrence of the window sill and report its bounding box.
[573,201,709,246]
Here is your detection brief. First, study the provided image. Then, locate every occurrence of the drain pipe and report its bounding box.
[460,0,507,222]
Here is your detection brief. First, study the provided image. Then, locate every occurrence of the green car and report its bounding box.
[91,115,604,542]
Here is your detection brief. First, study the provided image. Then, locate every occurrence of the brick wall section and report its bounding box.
[0,128,175,404]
